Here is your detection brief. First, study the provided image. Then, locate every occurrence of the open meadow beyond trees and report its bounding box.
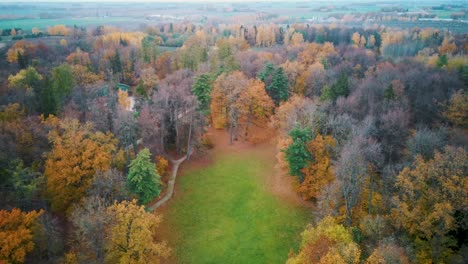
[158,131,310,264]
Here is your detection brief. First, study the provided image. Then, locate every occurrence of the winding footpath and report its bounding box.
[148,156,187,211]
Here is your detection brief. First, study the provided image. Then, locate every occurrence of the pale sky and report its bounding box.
[0,0,390,2]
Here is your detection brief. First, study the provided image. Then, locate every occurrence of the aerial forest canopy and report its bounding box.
[0,1,467,263]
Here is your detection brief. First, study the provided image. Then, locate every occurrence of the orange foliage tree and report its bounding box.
[299,135,336,200]
[44,118,118,213]
[0,208,43,263]
[66,48,91,66]
[235,79,274,140]
[6,41,35,63]
[298,42,336,65]
[210,71,248,134]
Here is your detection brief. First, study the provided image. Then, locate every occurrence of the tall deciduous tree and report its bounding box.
[210,71,249,144]
[299,134,336,200]
[444,90,468,129]
[8,67,43,113]
[287,216,361,264]
[126,148,161,204]
[0,208,43,263]
[105,200,170,263]
[392,147,468,263]
[235,79,274,139]
[44,118,118,213]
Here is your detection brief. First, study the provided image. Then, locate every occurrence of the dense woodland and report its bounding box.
[0,18,467,264]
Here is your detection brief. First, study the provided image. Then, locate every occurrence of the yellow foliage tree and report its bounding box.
[6,41,35,63]
[105,200,170,263]
[287,216,361,264]
[392,147,468,263]
[44,119,118,213]
[0,208,43,263]
[444,90,468,129]
[291,32,304,47]
[299,42,336,65]
[117,89,131,110]
[438,37,457,55]
[155,155,169,177]
[70,65,101,86]
[47,24,69,36]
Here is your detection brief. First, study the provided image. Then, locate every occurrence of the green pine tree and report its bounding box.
[384,84,396,101]
[269,67,289,104]
[283,127,312,181]
[126,148,162,204]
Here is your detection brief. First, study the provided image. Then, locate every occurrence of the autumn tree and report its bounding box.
[47,24,69,36]
[444,90,468,129]
[235,79,274,139]
[287,216,361,264]
[290,32,304,47]
[66,48,91,66]
[210,71,249,144]
[335,135,382,225]
[8,66,43,113]
[105,200,170,263]
[44,118,118,213]
[126,148,162,204]
[70,197,109,263]
[0,208,43,263]
[6,41,36,65]
[392,147,468,263]
[298,42,336,65]
[299,135,336,200]
[366,243,410,264]
[438,36,456,55]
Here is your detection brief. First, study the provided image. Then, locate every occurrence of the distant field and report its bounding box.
[161,149,310,264]
[0,17,147,31]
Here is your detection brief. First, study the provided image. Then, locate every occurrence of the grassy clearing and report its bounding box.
[0,17,146,31]
[162,149,310,264]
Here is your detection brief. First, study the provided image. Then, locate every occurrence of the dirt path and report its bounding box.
[148,156,187,211]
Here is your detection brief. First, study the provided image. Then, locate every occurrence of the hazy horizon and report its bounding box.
[0,0,461,3]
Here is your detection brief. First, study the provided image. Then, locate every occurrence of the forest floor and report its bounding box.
[155,128,312,264]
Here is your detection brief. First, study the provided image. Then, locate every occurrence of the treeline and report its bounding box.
[0,21,467,263]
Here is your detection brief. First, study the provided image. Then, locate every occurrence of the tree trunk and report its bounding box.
[186,112,193,160]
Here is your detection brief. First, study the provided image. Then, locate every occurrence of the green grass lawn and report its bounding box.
[163,150,310,264]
